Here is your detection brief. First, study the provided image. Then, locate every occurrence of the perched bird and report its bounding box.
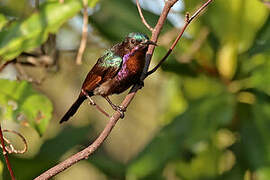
[60,32,156,123]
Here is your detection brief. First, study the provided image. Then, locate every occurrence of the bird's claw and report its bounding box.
[88,101,96,106]
[137,80,144,89]
[115,105,126,119]
[82,89,96,106]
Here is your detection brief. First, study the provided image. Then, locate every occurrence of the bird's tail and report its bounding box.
[60,95,86,123]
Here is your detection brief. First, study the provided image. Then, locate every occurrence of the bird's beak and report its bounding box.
[145,40,158,46]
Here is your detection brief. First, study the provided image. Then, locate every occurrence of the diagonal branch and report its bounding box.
[35,0,213,179]
[147,0,213,76]
[35,1,178,179]
[136,0,154,32]
[141,0,180,80]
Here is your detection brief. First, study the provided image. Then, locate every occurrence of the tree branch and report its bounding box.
[136,0,154,32]
[147,0,213,76]
[0,125,15,180]
[141,0,180,80]
[35,0,213,179]
[76,0,89,65]
[261,0,270,8]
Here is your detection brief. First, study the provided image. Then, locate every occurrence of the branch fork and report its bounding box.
[136,0,154,32]
[35,0,213,179]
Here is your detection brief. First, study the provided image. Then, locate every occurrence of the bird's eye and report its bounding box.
[130,39,136,44]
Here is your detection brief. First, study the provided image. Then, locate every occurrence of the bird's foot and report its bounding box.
[82,89,96,106]
[137,80,144,89]
[111,105,126,119]
[116,105,126,119]
[104,97,126,119]
[88,100,96,106]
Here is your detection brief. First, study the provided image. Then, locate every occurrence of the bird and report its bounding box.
[60,32,156,123]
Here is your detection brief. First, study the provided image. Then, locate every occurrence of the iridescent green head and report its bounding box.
[123,32,156,52]
[127,32,149,42]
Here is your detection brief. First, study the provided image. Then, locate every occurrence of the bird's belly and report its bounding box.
[94,50,145,97]
[93,81,111,96]
[113,73,140,94]
[94,72,140,97]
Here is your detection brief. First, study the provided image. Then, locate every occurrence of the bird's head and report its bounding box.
[123,32,157,52]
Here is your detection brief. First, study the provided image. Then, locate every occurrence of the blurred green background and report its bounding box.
[0,0,270,179]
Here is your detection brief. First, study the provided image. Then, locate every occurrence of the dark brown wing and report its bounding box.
[60,53,122,123]
[81,55,122,94]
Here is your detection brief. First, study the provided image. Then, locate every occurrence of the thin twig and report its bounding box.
[163,0,181,14]
[82,89,110,118]
[94,104,110,118]
[260,0,270,4]
[35,112,119,180]
[261,0,270,8]
[35,0,213,179]
[147,0,213,76]
[76,0,89,65]
[136,0,154,32]
[141,0,179,81]
[1,129,28,154]
[0,125,15,180]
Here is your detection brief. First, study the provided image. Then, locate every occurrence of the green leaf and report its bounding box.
[127,93,235,178]
[156,46,198,77]
[3,125,93,179]
[207,0,268,51]
[256,167,270,180]
[0,79,53,135]
[89,0,99,7]
[247,16,270,56]
[182,75,225,100]
[243,53,270,96]
[0,14,8,31]
[184,0,268,53]
[0,0,99,61]
[88,153,126,179]
[175,146,228,179]
[0,0,32,18]
[235,99,270,171]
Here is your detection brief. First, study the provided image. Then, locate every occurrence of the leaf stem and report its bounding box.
[0,125,16,180]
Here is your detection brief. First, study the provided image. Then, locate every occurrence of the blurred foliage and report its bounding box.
[127,93,235,179]
[0,79,53,135]
[0,0,270,179]
[0,0,98,61]
[91,0,173,42]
